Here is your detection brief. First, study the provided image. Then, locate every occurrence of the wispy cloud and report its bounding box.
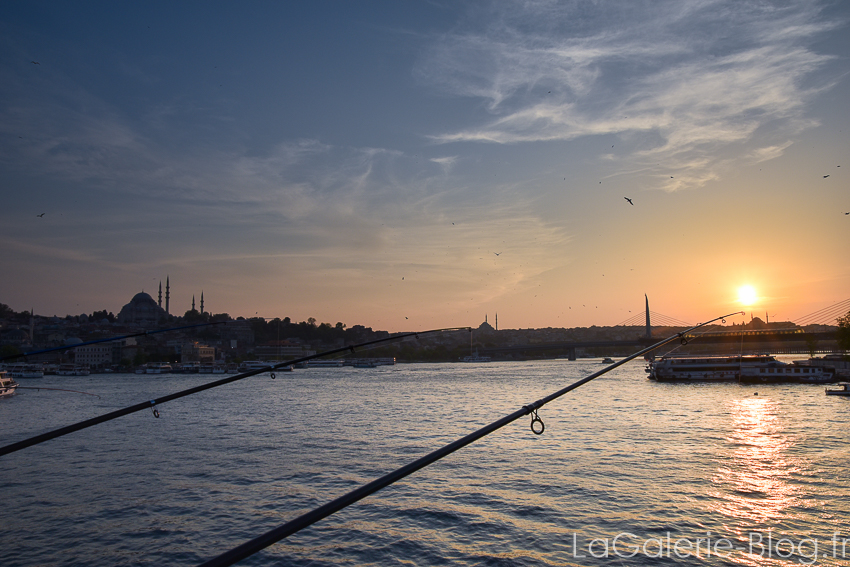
[418,0,839,190]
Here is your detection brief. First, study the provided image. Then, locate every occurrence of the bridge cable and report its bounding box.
[197,311,742,567]
[0,327,470,458]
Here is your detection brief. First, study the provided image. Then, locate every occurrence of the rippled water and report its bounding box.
[2,359,849,566]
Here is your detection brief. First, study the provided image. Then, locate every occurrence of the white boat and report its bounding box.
[0,371,18,397]
[6,363,44,379]
[647,354,777,381]
[182,362,200,374]
[57,363,91,376]
[825,382,850,396]
[146,362,173,374]
[212,364,226,374]
[740,360,836,384]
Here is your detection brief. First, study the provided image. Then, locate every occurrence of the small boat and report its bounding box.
[146,362,173,374]
[0,371,18,398]
[825,383,850,396]
[212,364,226,374]
[182,362,200,374]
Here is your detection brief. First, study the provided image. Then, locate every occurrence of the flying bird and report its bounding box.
[824,175,830,178]
[494,252,501,256]
[31,61,39,65]
[36,213,45,217]
[624,197,633,205]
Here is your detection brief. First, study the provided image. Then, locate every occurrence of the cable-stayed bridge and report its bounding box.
[479,298,850,360]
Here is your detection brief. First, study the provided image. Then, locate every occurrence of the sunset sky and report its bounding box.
[2,1,848,332]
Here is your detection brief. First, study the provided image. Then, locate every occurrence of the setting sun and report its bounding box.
[738,285,758,306]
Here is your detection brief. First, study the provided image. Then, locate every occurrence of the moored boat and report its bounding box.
[57,363,91,376]
[739,360,836,384]
[0,371,18,397]
[6,363,44,379]
[825,382,850,396]
[647,354,776,381]
[146,362,173,374]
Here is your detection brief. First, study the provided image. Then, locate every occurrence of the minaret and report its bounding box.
[200,291,204,314]
[165,276,170,315]
[645,294,651,338]
[495,313,498,332]
[192,295,195,312]
[158,281,162,308]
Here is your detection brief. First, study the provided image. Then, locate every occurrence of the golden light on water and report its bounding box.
[710,397,809,530]
[737,285,758,306]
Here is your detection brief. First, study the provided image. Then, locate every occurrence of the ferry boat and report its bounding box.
[647,354,777,381]
[146,362,173,374]
[182,362,200,374]
[0,371,18,397]
[739,360,836,383]
[5,363,44,379]
[57,363,91,376]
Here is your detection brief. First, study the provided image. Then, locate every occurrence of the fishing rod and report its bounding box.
[0,321,229,363]
[0,327,470,458]
[197,311,743,567]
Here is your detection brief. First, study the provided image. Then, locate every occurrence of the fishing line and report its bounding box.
[197,311,742,567]
[15,386,100,398]
[0,327,470,458]
[0,321,229,363]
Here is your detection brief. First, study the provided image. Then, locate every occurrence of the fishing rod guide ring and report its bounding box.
[530,409,544,435]
[149,400,160,418]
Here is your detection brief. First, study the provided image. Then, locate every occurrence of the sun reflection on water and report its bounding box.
[710,397,810,531]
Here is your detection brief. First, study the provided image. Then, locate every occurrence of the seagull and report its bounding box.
[824,175,830,178]
[31,61,39,65]
[494,252,501,256]
[624,197,633,205]
[36,213,45,217]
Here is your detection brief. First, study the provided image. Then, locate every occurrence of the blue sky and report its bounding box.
[2,1,848,331]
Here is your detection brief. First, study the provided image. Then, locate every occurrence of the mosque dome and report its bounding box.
[117,291,166,326]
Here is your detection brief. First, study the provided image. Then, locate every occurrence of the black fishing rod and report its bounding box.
[197,311,743,567]
[0,327,470,457]
[0,321,228,363]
